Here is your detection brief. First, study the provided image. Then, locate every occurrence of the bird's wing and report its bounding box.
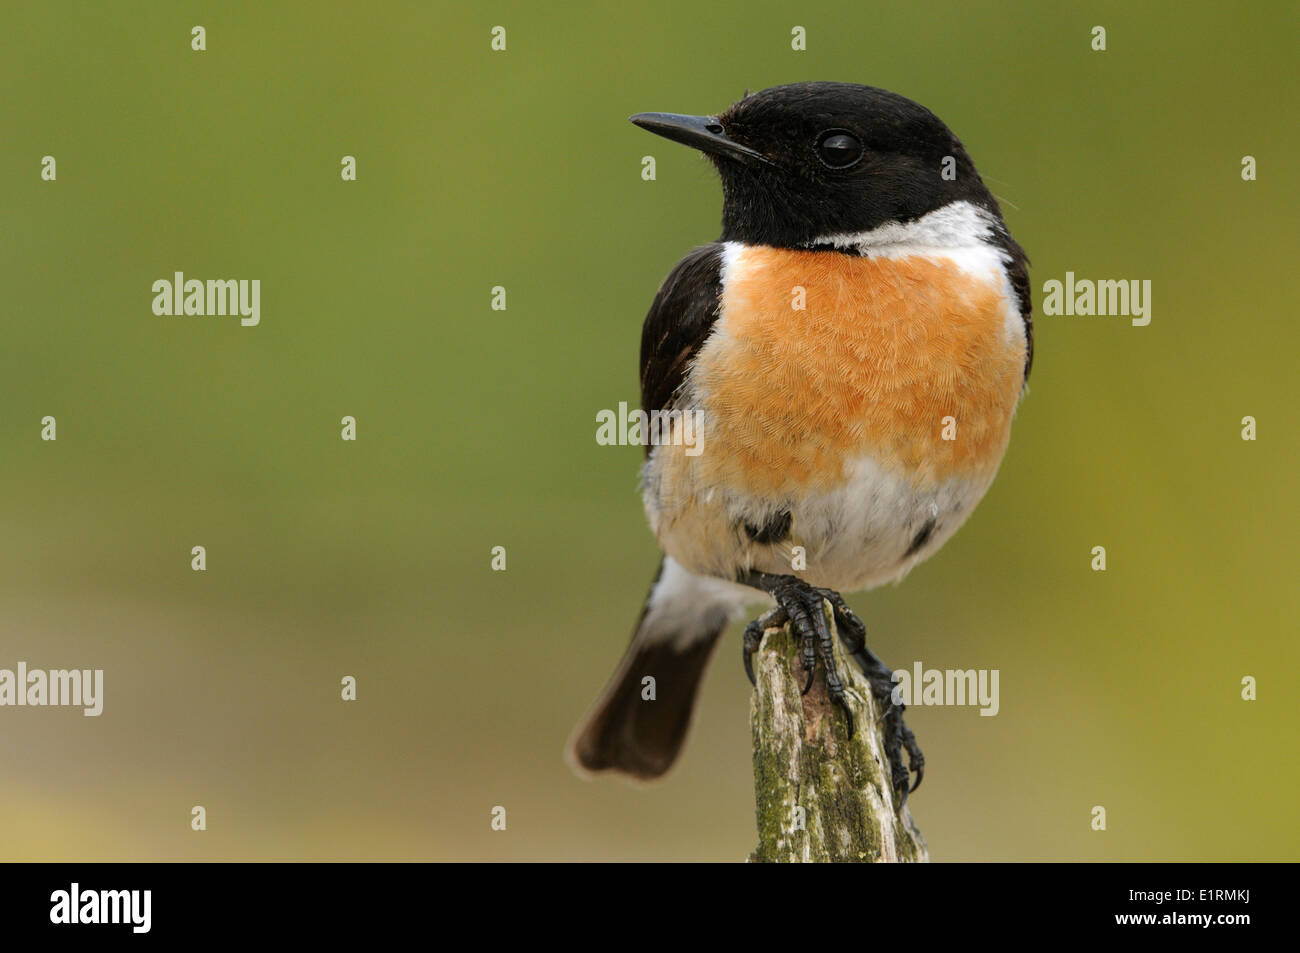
[639,243,725,433]
[1007,254,1033,380]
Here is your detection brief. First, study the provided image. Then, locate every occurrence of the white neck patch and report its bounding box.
[801,200,1026,343]
[808,200,1005,258]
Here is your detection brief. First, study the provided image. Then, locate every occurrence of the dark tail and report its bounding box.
[567,557,750,780]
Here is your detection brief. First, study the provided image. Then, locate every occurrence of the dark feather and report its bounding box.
[639,243,725,440]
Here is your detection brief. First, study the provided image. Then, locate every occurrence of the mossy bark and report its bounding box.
[750,607,928,863]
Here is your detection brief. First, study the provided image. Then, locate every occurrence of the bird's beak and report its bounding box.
[630,112,771,165]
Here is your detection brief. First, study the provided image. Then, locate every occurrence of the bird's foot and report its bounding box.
[741,573,856,736]
[742,573,924,806]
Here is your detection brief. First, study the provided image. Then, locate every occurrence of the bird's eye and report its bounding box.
[815,131,863,169]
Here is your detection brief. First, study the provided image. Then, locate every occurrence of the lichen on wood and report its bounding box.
[749,605,928,863]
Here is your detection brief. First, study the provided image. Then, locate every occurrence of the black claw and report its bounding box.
[742,607,786,688]
[820,588,868,655]
[813,611,855,736]
[742,629,760,688]
[873,691,923,806]
[901,722,925,793]
[879,708,912,805]
[778,597,818,697]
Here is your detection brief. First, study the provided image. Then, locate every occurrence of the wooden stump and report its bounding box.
[750,605,929,863]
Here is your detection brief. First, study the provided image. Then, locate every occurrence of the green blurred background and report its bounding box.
[2,1,1296,861]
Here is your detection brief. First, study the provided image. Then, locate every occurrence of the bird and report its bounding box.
[567,82,1031,803]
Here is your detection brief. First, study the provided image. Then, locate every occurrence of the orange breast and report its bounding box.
[689,244,1026,495]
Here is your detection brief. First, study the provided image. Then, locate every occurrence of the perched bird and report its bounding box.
[568,82,1031,802]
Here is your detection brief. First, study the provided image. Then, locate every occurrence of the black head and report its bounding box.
[632,82,1005,248]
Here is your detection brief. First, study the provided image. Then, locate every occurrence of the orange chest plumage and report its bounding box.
[688,243,1028,494]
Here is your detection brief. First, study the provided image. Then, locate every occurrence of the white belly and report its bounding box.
[644,447,998,594]
[778,454,997,592]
